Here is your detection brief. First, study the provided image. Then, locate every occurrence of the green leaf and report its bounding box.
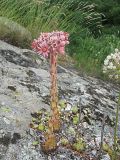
[67,126,76,136]
[73,138,86,152]
[59,100,66,109]
[73,114,79,125]
[32,141,39,146]
[1,107,12,112]
[32,118,37,122]
[72,106,78,114]
[60,137,69,146]
[38,124,45,131]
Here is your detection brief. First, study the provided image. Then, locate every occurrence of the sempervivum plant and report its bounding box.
[31,31,69,152]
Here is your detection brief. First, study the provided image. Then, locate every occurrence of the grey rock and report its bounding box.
[101,154,111,160]
[0,40,119,160]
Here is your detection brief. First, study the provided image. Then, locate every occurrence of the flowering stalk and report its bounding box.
[48,53,60,132]
[50,53,58,113]
[113,93,120,160]
[31,31,69,152]
[103,48,120,159]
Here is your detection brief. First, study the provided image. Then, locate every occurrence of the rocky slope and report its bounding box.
[0,40,119,160]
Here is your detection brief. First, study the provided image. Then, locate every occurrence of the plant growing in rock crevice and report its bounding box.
[103,48,120,160]
[31,31,69,152]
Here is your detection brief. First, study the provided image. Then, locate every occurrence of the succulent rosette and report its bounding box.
[31,31,69,58]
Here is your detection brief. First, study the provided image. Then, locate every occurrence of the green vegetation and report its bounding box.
[0,0,102,35]
[0,0,120,78]
[69,33,120,76]
[0,17,32,47]
[82,0,120,26]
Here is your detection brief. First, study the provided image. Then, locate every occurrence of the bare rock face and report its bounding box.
[0,40,119,160]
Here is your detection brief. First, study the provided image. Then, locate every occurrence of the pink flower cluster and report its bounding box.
[31,31,69,58]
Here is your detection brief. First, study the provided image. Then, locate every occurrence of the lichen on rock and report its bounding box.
[0,40,119,159]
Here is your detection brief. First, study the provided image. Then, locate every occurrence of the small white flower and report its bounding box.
[112,66,116,69]
[109,75,113,79]
[109,62,113,66]
[108,62,114,69]
[110,53,114,58]
[103,48,120,81]
[112,54,116,59]
[103,66,107,73]
[108,66,111,69]
[107,55,111,60]
[115,48,119,53]
[104,60,109,65]
[103,70,106,73]
[115,75,119,79]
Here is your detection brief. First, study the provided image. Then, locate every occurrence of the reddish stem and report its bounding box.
[49,53,60,132]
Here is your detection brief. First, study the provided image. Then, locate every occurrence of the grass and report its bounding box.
[0,0,102,37]
[69,33,120,77]
[0,0,120,78]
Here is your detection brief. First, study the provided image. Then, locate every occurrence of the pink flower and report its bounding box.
[31,31,69,57]
[60,35,65,41]
[58,47,65,54]
[31,40,37,50]
[60,41,66,47]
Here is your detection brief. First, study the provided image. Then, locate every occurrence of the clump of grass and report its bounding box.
[0,0,102,37]
[0,17,32,48]
[1,0,118,79]
[69,33,120,77]
[0,0,104,76]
